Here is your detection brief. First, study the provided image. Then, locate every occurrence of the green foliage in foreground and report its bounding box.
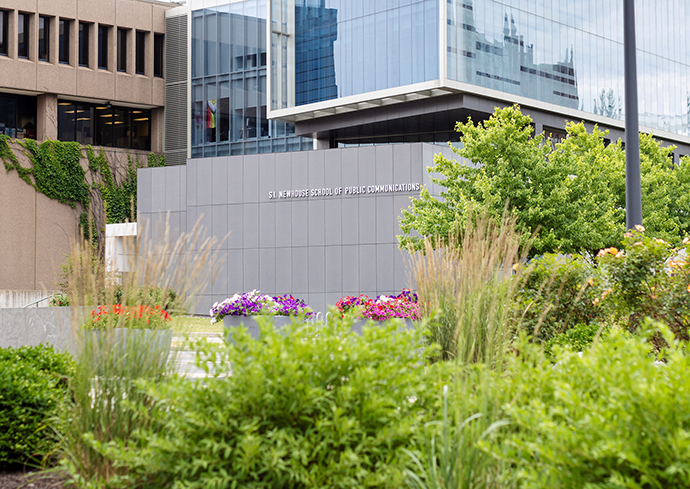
[493,323,690,488]
[104,318,450,489]
[0,344,74,469]
[408,324,690,489]
[399,105,690,256]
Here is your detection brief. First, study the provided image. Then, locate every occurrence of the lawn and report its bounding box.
[170,315,223,333]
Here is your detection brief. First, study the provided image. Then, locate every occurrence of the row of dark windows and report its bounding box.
[57,100,151,150]
[0,10,163,77]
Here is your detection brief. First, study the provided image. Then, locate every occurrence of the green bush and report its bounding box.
[597,229,690,344]
[515,253,600,342]
[490,322,690,488]
[0,344,74,468]
[114,318,449,489]
[543,322,605,359]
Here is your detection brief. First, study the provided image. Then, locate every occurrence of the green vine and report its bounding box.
[21,139,90,208]
[1,134,33,186]
[1,136,165,248]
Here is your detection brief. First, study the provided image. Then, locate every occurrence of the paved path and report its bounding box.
[170,332,224,379]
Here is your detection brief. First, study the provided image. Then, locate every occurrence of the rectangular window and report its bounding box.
[38,16,50,61]
[117,28,127,72]
[79,22,89,67]
[0,10,8,56]
[59,19,70,63]
[153,33,163,77]
[18,13,29,58]
[135,30,145,75]
[98,25,108,69]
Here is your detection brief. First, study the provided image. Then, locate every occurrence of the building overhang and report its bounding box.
[268,78,690,148]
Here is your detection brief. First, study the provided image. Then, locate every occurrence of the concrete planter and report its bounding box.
[83,328,173,373]
[222,315,297,341]
[350,318,416,335]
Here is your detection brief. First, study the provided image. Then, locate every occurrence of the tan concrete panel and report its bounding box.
[151,76,165,106]
[76,67,115,101]
[37,63,78,96]
[3,1,38,11]
[34,191,79,291]
[77,0,115,25]
[116,0,153,32]
[0,169,37,290]
[152,4,170,33]
[0,58,38,92]
[37,0,76,19]
[115,73,152,105]
[150,106,163,152]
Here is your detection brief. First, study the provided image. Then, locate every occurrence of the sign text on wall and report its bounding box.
[268,183,421,200]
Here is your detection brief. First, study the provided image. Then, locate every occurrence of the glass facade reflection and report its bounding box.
[191,2,311,157]
[269,0,690,139]
[448,0,690,137]
[272,0,439,109]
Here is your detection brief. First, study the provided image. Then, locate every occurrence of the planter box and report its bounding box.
[350,318,416,335]
[83,328,173,374]
[223,315,297,341]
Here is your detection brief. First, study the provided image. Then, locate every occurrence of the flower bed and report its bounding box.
[85,304,172,330]
[210,290,312,324]
[336,289,422,321]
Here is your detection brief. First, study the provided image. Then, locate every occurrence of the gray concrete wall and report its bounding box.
[0,307,75,353]
[0,290,59,308]
[138,143,456,315]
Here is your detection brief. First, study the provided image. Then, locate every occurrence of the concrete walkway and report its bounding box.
[170,332,224,379]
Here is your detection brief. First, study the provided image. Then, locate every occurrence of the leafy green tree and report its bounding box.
[398,105,690,256]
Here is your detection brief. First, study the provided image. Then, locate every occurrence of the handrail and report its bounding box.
[22,295,55,308]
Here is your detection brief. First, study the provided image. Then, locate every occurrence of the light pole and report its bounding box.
[624,0,643,228]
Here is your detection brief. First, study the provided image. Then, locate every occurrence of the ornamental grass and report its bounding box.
[55,216,223,488]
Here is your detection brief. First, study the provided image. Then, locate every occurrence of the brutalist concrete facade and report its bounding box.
[138,143,456,315]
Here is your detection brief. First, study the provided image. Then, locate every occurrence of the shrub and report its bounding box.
[543,321,605,359]
[515,253,600,342]
[118,319,449,489]
[0,345,74,468]
[491,322,690,488]
[597,228,690,344]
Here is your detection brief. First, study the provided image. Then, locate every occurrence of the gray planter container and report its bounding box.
[350,318,416,335]
[222,315,296,341]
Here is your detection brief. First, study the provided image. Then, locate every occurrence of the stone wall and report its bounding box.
[138,143,456,315]
[0,290,59,308]
[0,307,75,353]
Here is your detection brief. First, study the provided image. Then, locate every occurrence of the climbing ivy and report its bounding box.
[21,139,90,208]
[0,134,33,186]
[1,137,165,249]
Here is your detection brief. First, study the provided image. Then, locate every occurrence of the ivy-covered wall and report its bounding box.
[0,136,165,290]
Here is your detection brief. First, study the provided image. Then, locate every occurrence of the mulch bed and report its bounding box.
[0,471,65,489]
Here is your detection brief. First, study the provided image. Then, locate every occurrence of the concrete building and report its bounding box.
[0,0,173,298]
[143,0,690,315]
[0,0,173,151]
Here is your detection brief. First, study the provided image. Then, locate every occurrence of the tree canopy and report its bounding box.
[398,105,690,257]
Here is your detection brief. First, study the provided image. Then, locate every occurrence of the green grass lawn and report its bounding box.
[170,315,223,333]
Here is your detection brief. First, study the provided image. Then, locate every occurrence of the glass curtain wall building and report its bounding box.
[269,0,690,140]
[191,1,312,157]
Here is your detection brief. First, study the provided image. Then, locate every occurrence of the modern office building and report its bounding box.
[143,0,690,314]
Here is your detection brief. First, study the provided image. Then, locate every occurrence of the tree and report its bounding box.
[398,105,690,257]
